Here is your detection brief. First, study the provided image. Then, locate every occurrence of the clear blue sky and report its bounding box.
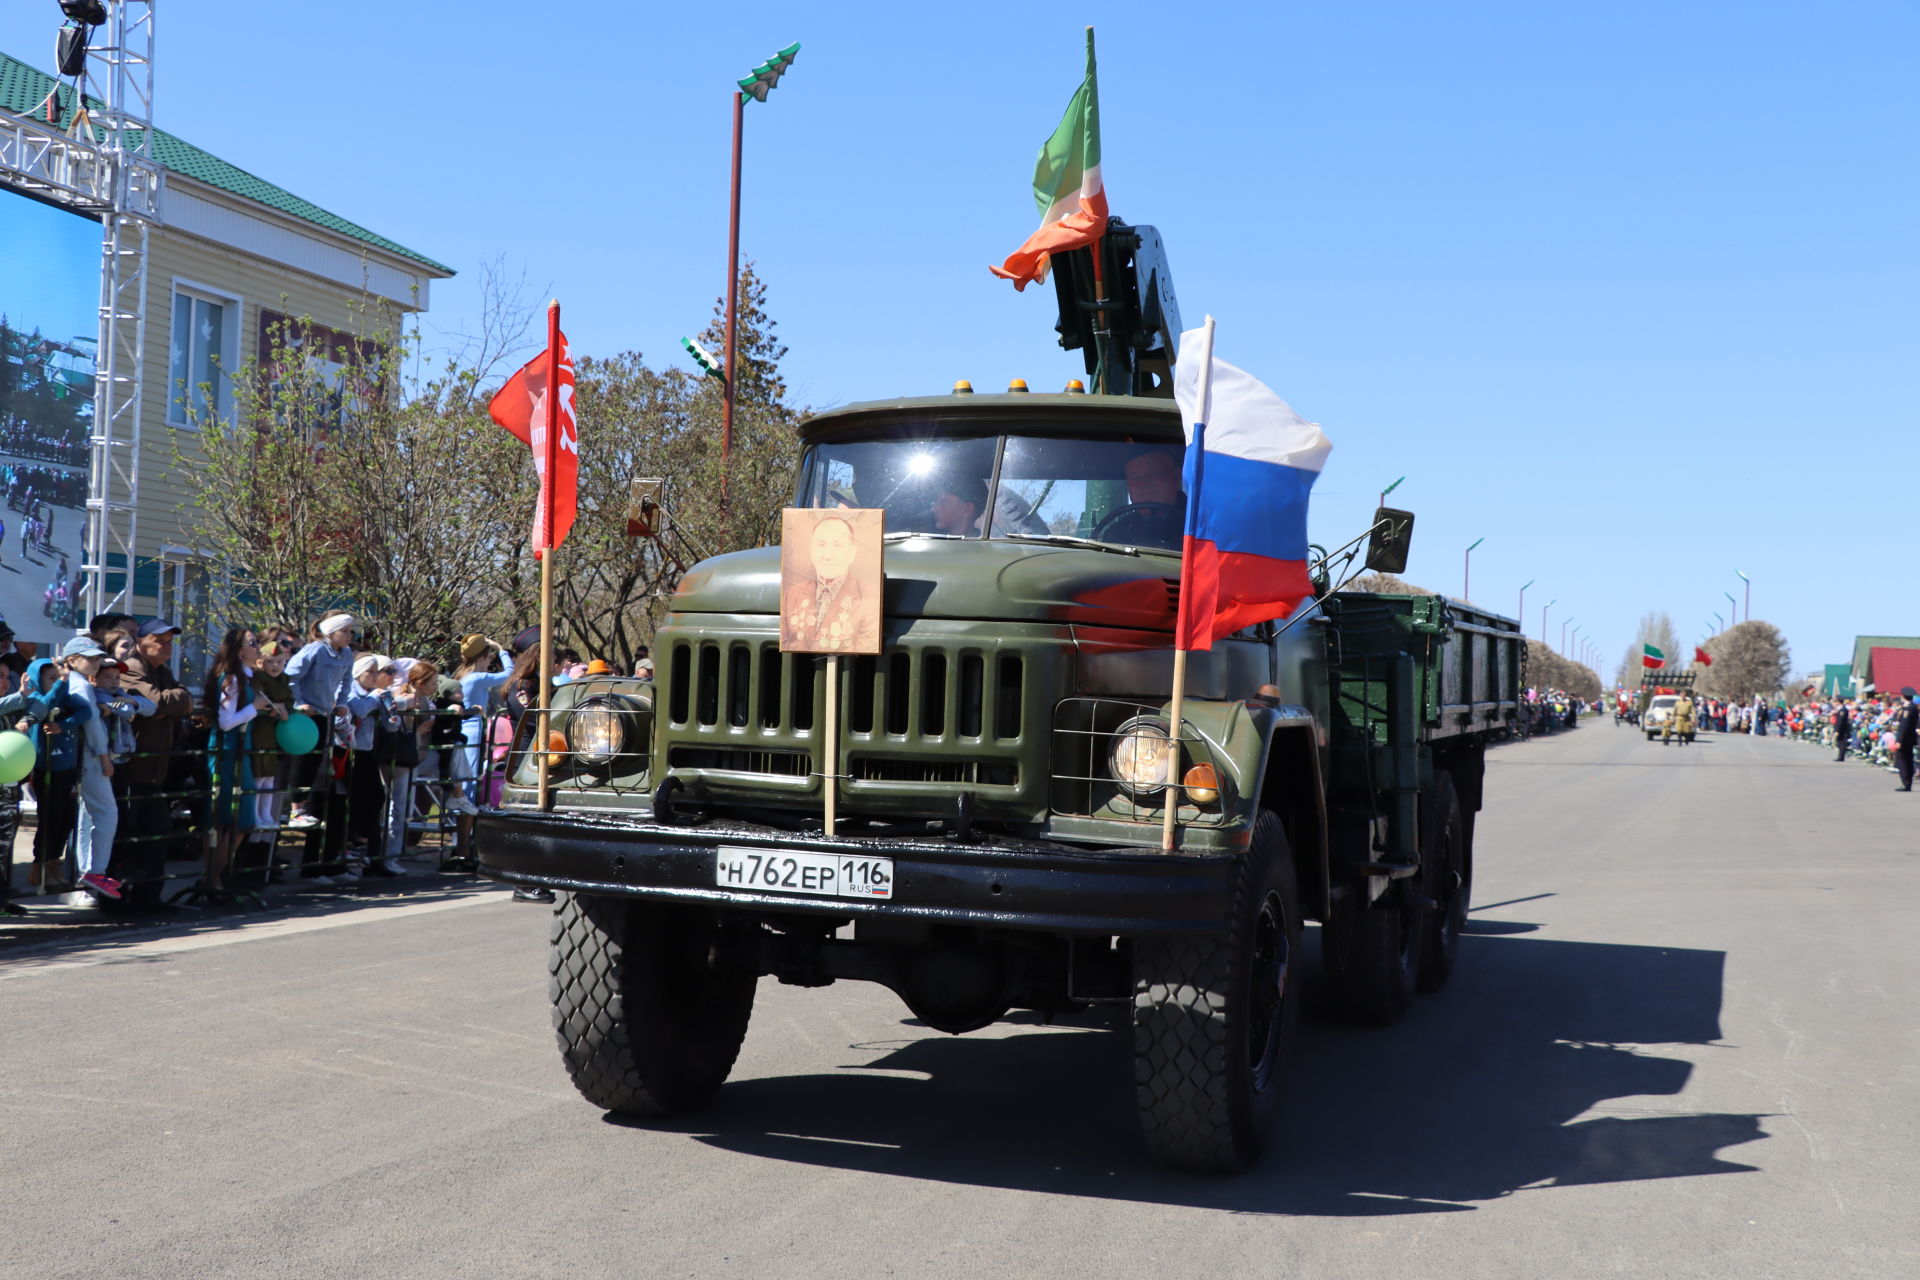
[3,1,1914,680]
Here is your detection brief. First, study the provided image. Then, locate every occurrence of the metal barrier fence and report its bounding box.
[6,700,515,912]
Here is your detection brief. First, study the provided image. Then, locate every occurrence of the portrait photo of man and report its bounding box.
[780,508,884,654]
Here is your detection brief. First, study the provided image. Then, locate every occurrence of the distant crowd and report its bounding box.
[0,423,88,471]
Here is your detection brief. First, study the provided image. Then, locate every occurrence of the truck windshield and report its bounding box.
[794,433,1186,552]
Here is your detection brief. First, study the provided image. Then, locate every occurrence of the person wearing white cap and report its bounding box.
[60,635,122,902]
[282,613,357,838]
[344,653,402,877]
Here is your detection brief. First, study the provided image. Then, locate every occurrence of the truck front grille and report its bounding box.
[659,627,1050,818]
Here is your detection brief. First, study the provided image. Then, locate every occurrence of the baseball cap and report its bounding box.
[1903,687,1916,699]
[60,636,107,658]
[138,618,181,638]
[96,658,127,673]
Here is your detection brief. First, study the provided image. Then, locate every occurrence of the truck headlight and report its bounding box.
[569,699,626,767]
[1109,715,1177,801]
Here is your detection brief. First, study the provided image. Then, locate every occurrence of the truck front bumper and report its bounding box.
[476,807,1238,936]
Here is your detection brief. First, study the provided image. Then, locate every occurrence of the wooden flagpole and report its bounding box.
[823,654,839,836]
[1162,315,1215,852]
[536,299,561,813]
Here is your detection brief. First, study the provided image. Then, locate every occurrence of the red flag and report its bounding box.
[1694,646,1714,667]
[488,305,577,556]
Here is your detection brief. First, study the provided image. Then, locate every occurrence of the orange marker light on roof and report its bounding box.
[1007,378,1030,393]
[952,380,974,395]
[1065,379,1086,394]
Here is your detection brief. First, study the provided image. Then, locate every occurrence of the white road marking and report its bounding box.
[0,892,509,981]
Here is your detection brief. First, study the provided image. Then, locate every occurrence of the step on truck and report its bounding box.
[478,221,1524,1171]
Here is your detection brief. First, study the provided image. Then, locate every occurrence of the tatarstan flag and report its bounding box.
[1642,644,1666,669]
[990,28,1107,291]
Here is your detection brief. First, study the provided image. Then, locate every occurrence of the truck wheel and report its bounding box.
[1132,810,1300,1172]
[549,892,757,1116]
[1322,859,1424,1026]
[1416,774,1469,992]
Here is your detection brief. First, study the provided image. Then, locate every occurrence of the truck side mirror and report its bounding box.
[1365,507,1414,574]
[627,477,665,539]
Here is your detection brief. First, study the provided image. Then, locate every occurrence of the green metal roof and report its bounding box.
[1,50,452,275]
[1850,635,1920,675]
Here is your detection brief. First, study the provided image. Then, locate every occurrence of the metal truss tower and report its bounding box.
[84,2,162,618]
[0,2,160,619]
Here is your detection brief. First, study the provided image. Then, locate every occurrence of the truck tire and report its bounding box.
[1322,857,1424,1027]
[549,892,757,1116]
[1416,773,1469,992]
[1132,810,1301,1172]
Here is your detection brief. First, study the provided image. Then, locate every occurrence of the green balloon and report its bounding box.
[0,730,33,785]
[276,714,320,756]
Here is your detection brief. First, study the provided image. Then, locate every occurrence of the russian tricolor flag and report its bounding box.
[1172,320,1333,652]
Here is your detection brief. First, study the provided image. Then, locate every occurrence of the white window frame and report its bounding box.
[167,279,244,429]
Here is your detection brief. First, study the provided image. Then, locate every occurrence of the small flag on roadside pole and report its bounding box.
[990,28,1107,291]
[1170,320,1333,652]
[488,304,578,557]
[1642,644,1666,670]
[1694,646,1714,667]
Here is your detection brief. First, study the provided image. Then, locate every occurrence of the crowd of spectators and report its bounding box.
[0,423,88,470]
[5,463,86,512]
[1758,689,1920,787]
[0,610,658,916]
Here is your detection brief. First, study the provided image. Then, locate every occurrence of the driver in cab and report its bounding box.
[1105,446,1186,549]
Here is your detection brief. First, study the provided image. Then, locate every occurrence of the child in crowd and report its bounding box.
[24,656,87,894]
[61,636,121,902]
[250,641,295,832]
[0,657,50,913]
[344,653,398,877]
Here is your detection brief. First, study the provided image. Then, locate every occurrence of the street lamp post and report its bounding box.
[720,42,802,499]
[1463,537,1483,602]
[1541,598,1556,645]
[1736,570,1750,621]
[1518,579,1534,629]
[1724,591,1738,626]
[1562,617,1574,653]
[1713,611,1723,633]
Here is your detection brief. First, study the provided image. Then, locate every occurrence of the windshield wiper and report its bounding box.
[1001,533,1143,557]
[883,530,969,542]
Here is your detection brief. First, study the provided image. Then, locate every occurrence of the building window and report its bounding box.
[169,286,238,426]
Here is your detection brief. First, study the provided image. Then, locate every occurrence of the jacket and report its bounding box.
[285,639,355,715]
[25,658,90,773]
[121,654,194,787]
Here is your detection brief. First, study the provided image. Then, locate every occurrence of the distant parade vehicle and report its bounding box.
[1640,672,1699,744]
[478,218,1526,1171]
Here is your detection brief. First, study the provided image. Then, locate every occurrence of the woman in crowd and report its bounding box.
[204,628,276,899]
[450,635,513,856]
[382,658,440,866]
[25,654,89,894]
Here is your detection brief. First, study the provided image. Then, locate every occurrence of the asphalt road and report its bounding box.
[3,722,1916,1279]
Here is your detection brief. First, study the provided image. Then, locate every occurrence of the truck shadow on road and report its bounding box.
[632,929,1767,1214]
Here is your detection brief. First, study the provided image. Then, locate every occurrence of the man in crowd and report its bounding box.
[1834,700,1853,762]
[115,619,192,908]
[283,614,356,832]
[1894,688,1918,793]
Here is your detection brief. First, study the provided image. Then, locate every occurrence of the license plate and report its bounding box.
[714,846,894,901]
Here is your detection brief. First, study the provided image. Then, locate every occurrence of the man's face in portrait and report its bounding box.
[811,518,856,581]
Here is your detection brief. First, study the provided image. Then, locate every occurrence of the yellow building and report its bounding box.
[2,47,451,639]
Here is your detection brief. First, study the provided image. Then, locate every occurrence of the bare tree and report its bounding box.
[1616,610,1681,689]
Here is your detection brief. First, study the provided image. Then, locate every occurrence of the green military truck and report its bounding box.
[478,223,1524,1170]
